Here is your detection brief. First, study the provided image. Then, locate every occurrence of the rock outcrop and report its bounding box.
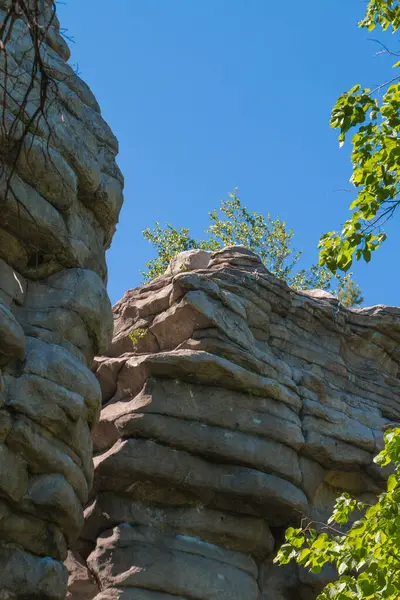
[0,1,123,598]
[70,247,400,599]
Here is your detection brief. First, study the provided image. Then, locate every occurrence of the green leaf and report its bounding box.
[363,248,371,263]
[299,548,311,562]
[275,422,400,600]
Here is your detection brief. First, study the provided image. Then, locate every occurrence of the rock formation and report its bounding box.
[0,1,123,597]
[68,247,400,599]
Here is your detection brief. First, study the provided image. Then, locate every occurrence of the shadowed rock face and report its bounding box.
[0,1,123,597]
[68,247,400,599]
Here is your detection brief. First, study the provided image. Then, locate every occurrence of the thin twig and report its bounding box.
[369,38,400,57]
[371,74,400,95]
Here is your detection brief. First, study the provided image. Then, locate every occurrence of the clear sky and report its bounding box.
[58,0,400,307]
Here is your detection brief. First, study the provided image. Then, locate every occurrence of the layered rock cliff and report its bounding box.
[69,247,400,599]
[0,1,123,597]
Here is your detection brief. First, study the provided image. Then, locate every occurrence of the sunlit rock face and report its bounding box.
[0,1,123,597]
[69,246,400,600]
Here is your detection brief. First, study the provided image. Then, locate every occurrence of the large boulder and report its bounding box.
[69,247,400,599]
[0,0,123,597]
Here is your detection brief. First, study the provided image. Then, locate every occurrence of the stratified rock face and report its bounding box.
[72,247,400,600]
[0,1,123,598]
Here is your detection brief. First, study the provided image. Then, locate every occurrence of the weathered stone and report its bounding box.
[0,0,123,596]
[0,408,12,440]
[0,301,26,363]
[302,288,338,303]
[164,249,212,276]
[0,443,29,502]
[23,337,101,424]
[25,268,113,356]
[88,525,260,600]
[298,563,339,597]
[93,590,188,600]
[113,281,173,324]
[302,428,373,470]
[303,400,376,451]
[94,356,127,404]
[153,289,256,352]
[16,134,78,212]
[82,493,274,558]
[299,455,326,502]
[208,245,268,272]
[7,416,89,503]
[130,377,303,447]
[0,543,68,599]
[0,258,26,304]
[115,412,302,485]
[94,438,308,520]
[324,469,382,495]
[0,228,29,273]
[14,307,94,364]
[6,374,88,428]
[66,550,99,600]
[5,375,94,485]
[149,294,211,351]
[70,246,400,600]
[23,474,84,543]
[0,499,68,561]
[259,560,300,600]
[145,350,301,410]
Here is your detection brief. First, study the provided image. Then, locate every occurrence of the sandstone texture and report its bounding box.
[68,246,400,599]
[0,1,123,598]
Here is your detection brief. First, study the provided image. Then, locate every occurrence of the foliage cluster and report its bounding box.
[128,327,147,345]
[319,0,400,273]
[275,428,400,599]
[143,191,363,307]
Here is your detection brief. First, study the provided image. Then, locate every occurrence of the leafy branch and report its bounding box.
[319,0,400,273]
[142,190,364,307]
[275,427,400,599]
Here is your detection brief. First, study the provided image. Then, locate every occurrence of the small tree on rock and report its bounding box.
[142,190,363,307]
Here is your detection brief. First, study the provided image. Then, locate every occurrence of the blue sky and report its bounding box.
[58,0,400,307]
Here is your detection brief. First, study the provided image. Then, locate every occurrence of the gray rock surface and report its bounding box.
[68,246,400,599]
[164,249,212,276]
[0,1,123,597]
